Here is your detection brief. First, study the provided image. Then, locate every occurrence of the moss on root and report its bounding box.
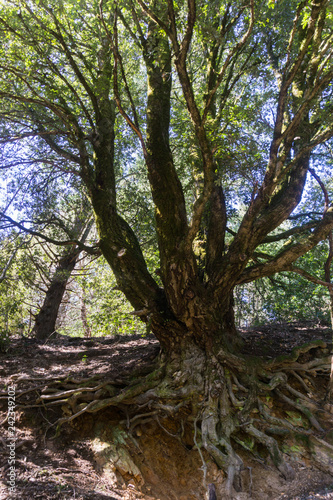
[12,338,333,498]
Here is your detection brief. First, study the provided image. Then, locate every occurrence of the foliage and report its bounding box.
[56,255,147,337]
[236,237,333,326]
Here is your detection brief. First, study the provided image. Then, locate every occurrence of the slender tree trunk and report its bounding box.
[32,218,93,340]
[32,249,81,340]
[80,282,91,337]
[324,231,333,401]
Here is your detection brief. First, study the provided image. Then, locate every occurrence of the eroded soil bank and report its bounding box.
[1,322,333,499]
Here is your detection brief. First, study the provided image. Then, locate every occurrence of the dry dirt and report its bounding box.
[0,322,333,500]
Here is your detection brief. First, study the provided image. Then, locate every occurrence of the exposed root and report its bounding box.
[8,338,333,497]
[290,369,312,392]
[275,388,324,431]
[244,424,295,480]
[256,398,311,435]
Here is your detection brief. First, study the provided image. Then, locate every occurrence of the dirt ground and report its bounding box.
[1,321,333,500]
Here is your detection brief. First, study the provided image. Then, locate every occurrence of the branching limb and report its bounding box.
[237,206,333,284]
[263,221,321,243]
[0,213,100,255]
[289,266,332,288]
[0,238,29,283]
[135,0,171,37]
[99,2,146,149]
[202,0,255,126]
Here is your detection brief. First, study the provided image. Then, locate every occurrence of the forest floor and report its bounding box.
[0,321,333,500]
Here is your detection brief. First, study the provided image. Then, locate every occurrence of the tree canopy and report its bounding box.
[1,0,333,350]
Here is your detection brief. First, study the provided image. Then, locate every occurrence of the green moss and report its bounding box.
[269,339,327,364]
[282,439,307,457]
[233,435,256,452]
[285,410,309,429]
[290,444,303,453]
[111,426,128,446]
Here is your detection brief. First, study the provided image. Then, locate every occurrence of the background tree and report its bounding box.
[1,0,333,496]
[31,198,94,340]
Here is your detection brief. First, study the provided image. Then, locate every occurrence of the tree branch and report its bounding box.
[99,2,146,148]
[136,0,171,37]
[202,0,254,126]
[0,213,100,255]
[309,167,330,212]
[262,221,320,243]
[237,206,333,285]
[289,266,331,288]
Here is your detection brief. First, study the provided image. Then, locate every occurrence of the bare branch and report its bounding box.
[262,221,320,243]
[237,206,333,284]
[0,213,100,255]
[289,266,331,288]
[309,167,330,212]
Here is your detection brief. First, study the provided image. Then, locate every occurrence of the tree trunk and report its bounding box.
[32,217,93,341]
[80,282,91,338]
[32,249,80,340]
[324,231,333,402]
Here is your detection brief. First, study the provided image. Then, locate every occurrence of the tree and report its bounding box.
[31,201,94,340]
[0,233,33,349]
[1,0,333,496]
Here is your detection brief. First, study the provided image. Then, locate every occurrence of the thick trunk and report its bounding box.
[147,282,240,354]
